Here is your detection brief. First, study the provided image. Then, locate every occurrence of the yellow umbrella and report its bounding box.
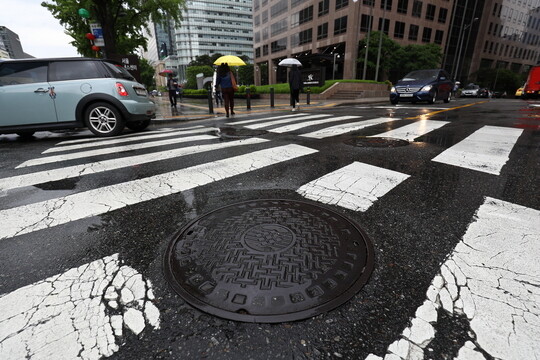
[213,55,246,66]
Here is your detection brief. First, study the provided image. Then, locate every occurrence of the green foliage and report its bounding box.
[41,0,185,57]
[183,89,208,96]
[392,43,443,80]
[138,57,155,89]
[185,65,214,89]
[189,53,224,66]
[237,64,254,85]
[255,80,382,94]
[357,31,401,81]
[474,68,524,92]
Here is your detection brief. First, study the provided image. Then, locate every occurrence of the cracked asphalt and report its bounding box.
[0,98,538,360]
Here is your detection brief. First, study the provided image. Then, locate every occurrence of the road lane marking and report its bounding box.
[227,113,311,125]
[369,119,449,141]
[244,114,329,129]
[0,145,317,240]
[16,134,217,168]
[270,116,360,133]
[54,127,194,146]
[365,197,540,360]
[432,125,523,175]
[0,138,268,192]
[300,117,396,139]
[0,254,160,360]
[404,101,488,120]
[44,127,216,153]
[297,162,410,211]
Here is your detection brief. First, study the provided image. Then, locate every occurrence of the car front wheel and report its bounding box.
[444,92,450,103]
[428,90,437,104]
[85,102,125,137]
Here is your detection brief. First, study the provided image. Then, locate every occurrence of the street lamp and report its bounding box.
[454,17,478,81]
[375,0,388,82]
[362,0,374,80]
[333,52,340,80]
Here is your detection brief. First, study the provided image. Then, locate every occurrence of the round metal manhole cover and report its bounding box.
[345,136,410,148]
[164,199,375,323]
[217,127,268,139]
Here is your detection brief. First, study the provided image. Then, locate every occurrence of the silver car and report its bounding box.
[0,58,156,137]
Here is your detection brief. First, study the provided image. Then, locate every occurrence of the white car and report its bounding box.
[461,84,480,97]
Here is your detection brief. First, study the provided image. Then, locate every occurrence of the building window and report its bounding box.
[299,28,313,45]
[271,19,288,36]
[317,23,328,39]
[394,21,405,39]
[434,30,443,44]
[426,4,436,20]
[254,15,260,26]
[336,0,349,10]
[255,47,261,58]
[360,14,373,32]
[363,0,374,6]
[290,33,299,47]
[409,24,419,40]
[412,1,422,18]
[380,0,392,11]
[291,0,303,9]
[255,31,261,43]
[262,27,269,40]
[438,8,448,23]
[319,0,329,16]
[397,0,408,14]
[262,10,268,23]
[378,18,390,35]
[422,27,432,42]
[299,6,314,24]
[263,45,269,56]
[271,0,288,17]
[334,16,347,35]
[271,37,287,53]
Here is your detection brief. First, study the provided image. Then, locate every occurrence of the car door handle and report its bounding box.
[34,88,49,93]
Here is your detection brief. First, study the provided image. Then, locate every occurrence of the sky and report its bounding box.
[1,0,79,57]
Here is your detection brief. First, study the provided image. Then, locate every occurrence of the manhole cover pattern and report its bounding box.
[345,136,410,148]
[164,199,374,323]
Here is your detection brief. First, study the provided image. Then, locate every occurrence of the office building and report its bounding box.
[0,26,33,59]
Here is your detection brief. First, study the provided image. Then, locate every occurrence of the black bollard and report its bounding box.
[306,88,311,105]
[270,87,275,108]
[246,87,251,110]
[207,89,214,114]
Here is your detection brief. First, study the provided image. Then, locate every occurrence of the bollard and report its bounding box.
[306,88,311,105]
[207,89,214,114]
[246,87,251,110]
[270,87,275,108]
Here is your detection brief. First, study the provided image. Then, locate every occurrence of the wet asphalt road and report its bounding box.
[0,98,538,359]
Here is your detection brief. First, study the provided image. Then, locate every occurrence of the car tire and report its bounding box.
[17,132,35,139]
[126,119,151,132]
[444,92,450,103]
[85,102,125,137]
[428,91,437,104]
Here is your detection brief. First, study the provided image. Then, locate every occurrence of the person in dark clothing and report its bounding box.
[167,74,178,107]
[215,63,236,117]
[289,65,303,111]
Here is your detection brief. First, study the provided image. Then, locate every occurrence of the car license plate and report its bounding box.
[400,93,413,97]
[133,87,148,96]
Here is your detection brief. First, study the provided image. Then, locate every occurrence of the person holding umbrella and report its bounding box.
[215,63,237,118]
[166,73,178,107]
[289,64,303,111]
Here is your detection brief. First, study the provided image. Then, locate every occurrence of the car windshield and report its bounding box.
[465,84,480,90]
[402,70,439,81]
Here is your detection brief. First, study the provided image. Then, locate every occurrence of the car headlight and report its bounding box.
[421,85,432,92]
[391,86,396,92]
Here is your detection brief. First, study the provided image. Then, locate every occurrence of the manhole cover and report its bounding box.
[217,127,268,139]
[164,199,374,323]
[345,136,409,148]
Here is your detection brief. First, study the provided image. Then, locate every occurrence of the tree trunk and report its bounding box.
[92,0,117,58]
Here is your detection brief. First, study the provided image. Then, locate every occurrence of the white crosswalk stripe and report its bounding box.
[44,126,214,153]
[432,125,523,175]
[0,144,317,240]
[269,115,360,133]
[300,117,396,139]
[0,138,268,192]
[226,113,311,125]
[54,126,185,145]
[369,119,449,141]
[244,114,329,129]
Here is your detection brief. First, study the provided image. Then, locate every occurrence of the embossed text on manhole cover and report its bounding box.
[164,199,374,323]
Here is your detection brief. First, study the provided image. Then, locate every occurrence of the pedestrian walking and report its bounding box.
[167,74,178,107]
[215,63,237,117]
[289,65,303,111]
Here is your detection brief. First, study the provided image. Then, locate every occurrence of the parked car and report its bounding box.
[0,57,156,138]
[390,69,453,105]
[478,88,492,98]
[515,86,524,98]
[523,65,540,99]
[461,84,481,97]
[492,90,507,98]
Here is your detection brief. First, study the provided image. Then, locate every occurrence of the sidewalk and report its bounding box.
[151,95,389,123]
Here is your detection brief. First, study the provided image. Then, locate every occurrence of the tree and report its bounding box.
[139,58,156,90]
[357,31,400,81]
[188,53,225,66]
[391,43,443,81]
[237,64,254,85]
[185,66,214,89]
[474,68,524,93]
[42,0,185,57]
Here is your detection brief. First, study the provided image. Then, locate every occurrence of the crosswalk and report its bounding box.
[0,111,534,359]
